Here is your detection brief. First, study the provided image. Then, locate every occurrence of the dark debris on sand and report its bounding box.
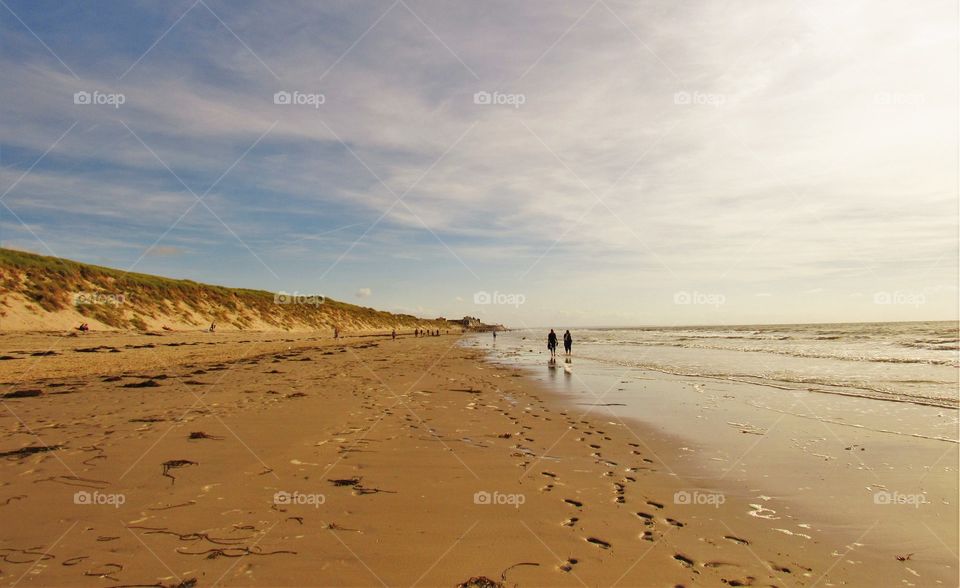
[3,389,42,398]
[457,578,504,588]
[161,459,198,484]
[0,444,62,459]
[123,380,162,388]
[457,562,540,586]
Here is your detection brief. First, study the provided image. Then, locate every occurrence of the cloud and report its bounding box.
[146,246,185,257]
[0,0,955,324]
[356,287,372,299]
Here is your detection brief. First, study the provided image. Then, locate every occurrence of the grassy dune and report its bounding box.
[0,248,449,332]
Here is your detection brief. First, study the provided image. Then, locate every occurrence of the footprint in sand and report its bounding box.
[559,557,579,572]
[564,498,583,508]
[613,481,626,503]
[586,537,611,549]
[562,517,579,527]
[703,561,739,569]
[665,518,684,528]
[646,500,664,509]
[674,554,695,568]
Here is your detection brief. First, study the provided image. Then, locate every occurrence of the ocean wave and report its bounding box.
[592,340,959,367]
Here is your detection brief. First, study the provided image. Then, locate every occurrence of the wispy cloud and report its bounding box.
[0,0,955,324]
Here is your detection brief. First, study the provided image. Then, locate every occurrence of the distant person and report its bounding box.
[208,321,216,333]
[547,329,558,357]
[563,330,572,355]
[77,322,89,332]
[493,330,497,341]
[392,329,396,340]
[334,327,339,339]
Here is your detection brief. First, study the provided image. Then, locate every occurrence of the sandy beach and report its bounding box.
[2,0,956,585]
[2,331,955,587]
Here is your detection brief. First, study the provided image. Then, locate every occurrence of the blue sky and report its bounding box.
[1,0,957,327]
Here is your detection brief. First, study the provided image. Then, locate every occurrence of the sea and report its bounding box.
[474,321,959,409]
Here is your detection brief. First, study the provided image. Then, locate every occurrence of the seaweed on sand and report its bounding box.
[176,546,296,559]
[161,459,197,484]
[0,444,62,459]
[457,563,540,588]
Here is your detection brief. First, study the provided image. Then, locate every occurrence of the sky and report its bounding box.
[0,0,957,327]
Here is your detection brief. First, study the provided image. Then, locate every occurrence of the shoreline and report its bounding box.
[1,332,956,586]
[468,334,959,584]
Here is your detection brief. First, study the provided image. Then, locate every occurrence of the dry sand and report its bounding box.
[0,332,955,586]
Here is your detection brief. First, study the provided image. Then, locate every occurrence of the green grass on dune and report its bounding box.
[0,248,445,331]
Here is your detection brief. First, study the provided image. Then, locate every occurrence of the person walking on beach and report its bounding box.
[563,330,572,355]
[548,329,558,357]
[493,329,496,341]
[392,329,396,340]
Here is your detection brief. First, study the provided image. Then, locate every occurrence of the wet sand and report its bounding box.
[474,338,959,583]
[1,332,956,586]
